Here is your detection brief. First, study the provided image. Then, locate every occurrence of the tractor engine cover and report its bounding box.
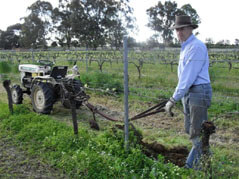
[19,64,51,74]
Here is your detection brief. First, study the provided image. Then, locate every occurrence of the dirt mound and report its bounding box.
[142,141,188,167]
[115,124,188,167]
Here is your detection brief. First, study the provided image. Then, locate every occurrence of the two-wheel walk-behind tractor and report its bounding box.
[11,60,89,114]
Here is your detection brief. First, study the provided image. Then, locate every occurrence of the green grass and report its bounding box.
[1,102,238,178]
[142,127,191,148]
[210,146,239,178]
[0,103,192,178]
[209,99,239,117]
[0,61,12,73]
[80,71,123,94]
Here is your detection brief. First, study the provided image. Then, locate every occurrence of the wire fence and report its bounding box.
[0,47,239,108]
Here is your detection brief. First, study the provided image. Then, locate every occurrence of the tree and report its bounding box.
[205,38,214,48]
[51,41,58,47]
[179,4,200,24]
[0,24,22,49]
[51,0,73,48]
[216,39,230,47]
[215,40,226,48]
[146,1,200,45]
[146,35,161,49]
[69,0,106,49]
[146,1,177,45]
[235,39,239,46]
[52,0,134,49]
[127,36,137,48]
[20,0,53,48]
[20,15,45,48]
[206,38,214,44]
[107,20,127,49]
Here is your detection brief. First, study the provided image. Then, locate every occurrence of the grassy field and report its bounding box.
[0,50,239,178]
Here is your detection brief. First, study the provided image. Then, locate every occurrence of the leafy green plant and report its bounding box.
[0,102,11,119]
[80,72,123,94]
[209,100,239,116]
[0,103,191,178]
[10,63,19,74]
[0,61,11,73]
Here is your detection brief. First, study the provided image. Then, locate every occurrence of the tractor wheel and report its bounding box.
[31,82,54,114]
[11,85,23,104]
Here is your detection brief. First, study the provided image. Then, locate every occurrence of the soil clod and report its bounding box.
[115,123,189,167]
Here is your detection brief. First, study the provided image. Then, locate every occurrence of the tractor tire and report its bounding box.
[31,82,54,114]
[11,85,23,104]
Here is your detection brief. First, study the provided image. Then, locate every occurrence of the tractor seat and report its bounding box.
[50,66,68,80]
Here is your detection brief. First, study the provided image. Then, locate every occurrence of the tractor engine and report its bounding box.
[19,64,51,88]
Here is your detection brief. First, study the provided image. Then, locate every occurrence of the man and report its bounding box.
[165,15,212,169]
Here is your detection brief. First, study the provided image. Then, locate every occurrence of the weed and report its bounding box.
[80,71,123,94]
[0,103,190,178]
[0,61,11,73]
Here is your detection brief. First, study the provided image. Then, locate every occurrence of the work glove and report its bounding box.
[72,65,79,75]
[165,97,176,116]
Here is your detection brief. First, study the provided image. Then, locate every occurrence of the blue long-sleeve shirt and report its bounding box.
[172,34,211,102]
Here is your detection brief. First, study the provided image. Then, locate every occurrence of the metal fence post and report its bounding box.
[31,48,34,62]
[86,47,88,72]
[123,36,129,150]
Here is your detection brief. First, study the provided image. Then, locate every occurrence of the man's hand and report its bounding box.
[165,97,176,116]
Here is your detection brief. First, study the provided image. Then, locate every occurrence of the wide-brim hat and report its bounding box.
[170,15,198,30]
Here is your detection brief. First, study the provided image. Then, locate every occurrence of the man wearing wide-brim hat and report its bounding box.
[165,15,212,169]
[169,15,198,30]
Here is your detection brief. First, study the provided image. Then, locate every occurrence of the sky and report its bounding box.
[0,0,238,44]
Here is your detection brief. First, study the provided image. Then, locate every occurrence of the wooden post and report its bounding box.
[70,98,78,135]
[170,61,173,72]
[3,80,13,114]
